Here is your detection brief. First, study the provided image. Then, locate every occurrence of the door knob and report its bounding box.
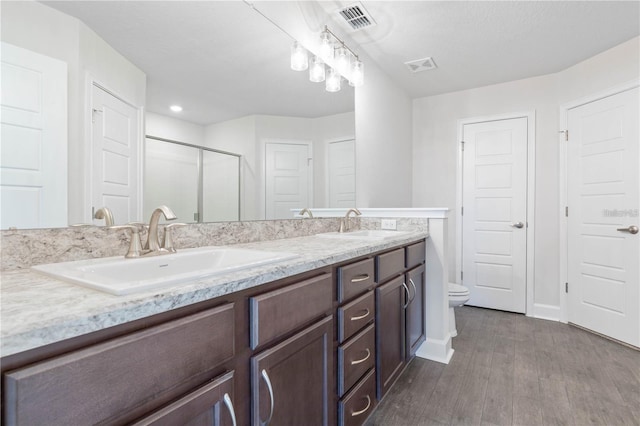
[617,225,639,234]
[510,222,525,229]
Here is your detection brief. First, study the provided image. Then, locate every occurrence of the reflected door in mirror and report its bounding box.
[265,142,311,220]
[1,43,67,229]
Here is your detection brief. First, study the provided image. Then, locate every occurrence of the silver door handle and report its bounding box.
[402,282,410,309]
[510,222,524,229]
[617,225,639,234]
[409,278,417,303]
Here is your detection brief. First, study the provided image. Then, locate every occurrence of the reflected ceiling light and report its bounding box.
[290,41,308,71]
[309,56,325,83]
[326,68,341,92]
[170,105,182,112]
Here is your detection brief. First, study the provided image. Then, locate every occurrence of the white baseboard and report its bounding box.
[415,336,454,364]
[530,303,561,321]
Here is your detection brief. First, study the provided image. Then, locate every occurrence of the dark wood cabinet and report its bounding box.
[3,303,235,426]
[132,371,236,426]
[2,238,426,426]
[406,264,426,360]
[251,316,333,426]
[375,275,406,399]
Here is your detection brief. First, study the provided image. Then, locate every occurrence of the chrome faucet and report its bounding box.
[299,208,314,218]
[339,208,362,233]
[147,205,177,252]
[94,207,114,226]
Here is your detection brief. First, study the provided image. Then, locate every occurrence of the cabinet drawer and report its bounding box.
[376,248,405,283]
[4,303,235,426]
[132,371,236,426]
[338,258,375,303]
[337,323,375,397]
[338,369,376,426]
[405,240,426,269]
[250,273,332,349]
[337,291,374,343]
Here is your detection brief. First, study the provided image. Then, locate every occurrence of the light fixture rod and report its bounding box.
[323,25,359,60]
[243,0,297,42]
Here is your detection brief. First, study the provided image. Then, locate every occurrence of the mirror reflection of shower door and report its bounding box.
[144,137,241,223]
[202,151,240,222]
[144,138,199,222]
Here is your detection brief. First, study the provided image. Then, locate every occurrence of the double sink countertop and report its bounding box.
[0,230,428,358]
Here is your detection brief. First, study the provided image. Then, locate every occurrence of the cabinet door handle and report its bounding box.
[402,282,410,309]
[223,393,237,426]
[350,308,370,321]
[351,274,370,283]
[409,278,417,303]
[350,348,371,365]
[260,369,275,426]
[351,395,371,417]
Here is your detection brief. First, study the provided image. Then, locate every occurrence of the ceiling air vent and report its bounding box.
[405,57,437,73]
[336,3,376,31]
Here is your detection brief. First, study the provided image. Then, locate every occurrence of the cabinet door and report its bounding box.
[375,276,406,399]
[406,264,426,360]
[133,371,237,426]
[251,316,333,426]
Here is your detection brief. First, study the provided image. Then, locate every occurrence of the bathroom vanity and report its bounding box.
[1,232,427,425]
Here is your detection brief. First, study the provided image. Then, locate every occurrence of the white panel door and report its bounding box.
[462,117,528,313]
[265,142,310,220]
[91,84,140,225]
[567,87,639,347]
[328,139,355,208]
[0,42,67,229]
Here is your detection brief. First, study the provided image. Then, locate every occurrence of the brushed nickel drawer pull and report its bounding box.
[223,393,237,426]
[260,369,275,425]
[351,395,371,417]
[409,278,417,303]
[350,348,371,365]
[350,274,370,283]
[402,282,410,309]
[350,308,370,321]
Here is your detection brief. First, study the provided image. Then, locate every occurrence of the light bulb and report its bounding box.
[326,68,341,92]
[290,41,308,71]
[309,56,325,83]
[349,59,364,87]
[319,31,333,61]
[335,46,350,75]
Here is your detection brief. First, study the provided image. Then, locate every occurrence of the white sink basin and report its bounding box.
[32,247,298,295]
[316,230,411,240]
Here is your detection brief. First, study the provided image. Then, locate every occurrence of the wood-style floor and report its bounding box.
[366,306,640,426]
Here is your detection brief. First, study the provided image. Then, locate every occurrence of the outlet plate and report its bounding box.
[381,219,397,230]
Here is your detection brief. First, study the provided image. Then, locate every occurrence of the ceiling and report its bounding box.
[42,1,639,125]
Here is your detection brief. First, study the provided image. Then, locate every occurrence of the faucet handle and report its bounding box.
[110,224,144,258]
[163,223,187,253]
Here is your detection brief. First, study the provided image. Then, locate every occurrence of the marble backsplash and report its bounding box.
[0,217,429,271]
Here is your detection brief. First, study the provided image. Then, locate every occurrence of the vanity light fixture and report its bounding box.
[309,56,326,83]
[317,25,364,89]
[326,68,341,92]
[290,41,309,71]
[169,105,183,112]
[349,59,364,87]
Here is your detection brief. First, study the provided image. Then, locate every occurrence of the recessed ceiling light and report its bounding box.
[170,105,183,112]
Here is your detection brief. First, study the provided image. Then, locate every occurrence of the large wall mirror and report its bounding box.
[0,1,355,229]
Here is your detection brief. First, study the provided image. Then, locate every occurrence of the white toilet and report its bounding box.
[448,283,470,337]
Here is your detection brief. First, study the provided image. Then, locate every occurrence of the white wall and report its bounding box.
[413,36,640,314]
[355,61,414,208]
[1,1,146,225]
[146,112,205,146]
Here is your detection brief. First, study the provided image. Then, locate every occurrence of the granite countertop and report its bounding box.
[0,231,428,358]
